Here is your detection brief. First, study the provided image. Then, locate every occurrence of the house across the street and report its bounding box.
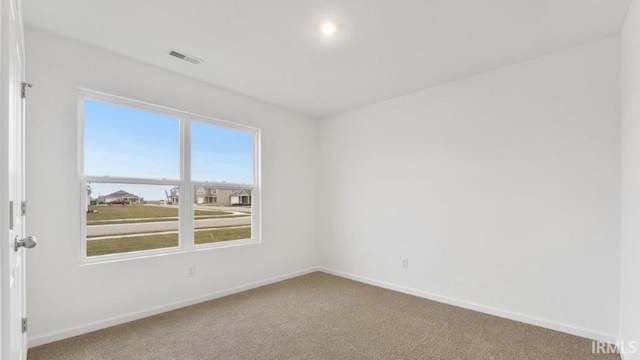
[97,190,142,205]
[230,189,251,205]
[168,186,252,206]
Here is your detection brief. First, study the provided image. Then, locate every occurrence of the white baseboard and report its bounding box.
[319,267,618,343]
[28,266,320,348]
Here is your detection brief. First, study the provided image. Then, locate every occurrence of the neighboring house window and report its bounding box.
[81,90,259,262]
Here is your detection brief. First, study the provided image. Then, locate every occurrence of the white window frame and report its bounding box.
[78,88,261,264]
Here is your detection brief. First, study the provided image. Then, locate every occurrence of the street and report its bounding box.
[87,216,251,237]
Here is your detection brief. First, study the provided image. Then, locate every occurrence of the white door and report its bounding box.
[1,0,32,359]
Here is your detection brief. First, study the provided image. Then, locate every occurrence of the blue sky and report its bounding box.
[85,99,253,200]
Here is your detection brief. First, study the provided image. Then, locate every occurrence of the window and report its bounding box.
[81,90,259,261]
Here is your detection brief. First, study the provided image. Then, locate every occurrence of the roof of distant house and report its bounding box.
[103,190,140,199]
[229,189,251,197]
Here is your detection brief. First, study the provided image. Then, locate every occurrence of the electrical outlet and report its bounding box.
[187,267,196,277]
[401,258,409,269]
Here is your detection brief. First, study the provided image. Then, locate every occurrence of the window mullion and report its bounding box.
[180,116,194,250]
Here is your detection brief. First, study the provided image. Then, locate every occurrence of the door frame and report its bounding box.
[1,0,27,357]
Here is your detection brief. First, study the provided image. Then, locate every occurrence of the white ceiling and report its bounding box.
[24,0,630,118]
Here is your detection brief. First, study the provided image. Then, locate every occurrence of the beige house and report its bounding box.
[194,187,236,205]
[229,189,251,205]
[168,186,251,205]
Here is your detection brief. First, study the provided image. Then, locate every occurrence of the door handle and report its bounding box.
[15,236,37,251]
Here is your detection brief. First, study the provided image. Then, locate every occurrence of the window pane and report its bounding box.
[84,99,179,179]
[86,183,179,257]
[192,121,254,184]
[192,186,252,245]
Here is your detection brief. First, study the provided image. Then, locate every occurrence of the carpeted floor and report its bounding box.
[28,272,619,360]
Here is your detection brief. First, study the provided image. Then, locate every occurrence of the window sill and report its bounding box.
[79,237,261,266]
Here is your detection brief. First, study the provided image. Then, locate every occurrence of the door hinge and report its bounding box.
[21,201,26,216]
[21,82,33,99]
[22,318,27,333]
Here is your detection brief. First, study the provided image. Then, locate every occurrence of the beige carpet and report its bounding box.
[28,272,619,360]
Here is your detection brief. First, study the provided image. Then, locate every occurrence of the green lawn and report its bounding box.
[194,227,251,245]
[87,205,242,225]
[86,227,252,257]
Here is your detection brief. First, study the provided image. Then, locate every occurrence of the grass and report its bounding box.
[86,227,252,257]
[87,233,179,257]
[86,205,245,225]
[194,227,251,245]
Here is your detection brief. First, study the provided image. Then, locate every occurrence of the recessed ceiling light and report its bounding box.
[321,22,337,36]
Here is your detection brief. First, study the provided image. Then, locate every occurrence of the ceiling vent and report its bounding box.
[168,49,203,65]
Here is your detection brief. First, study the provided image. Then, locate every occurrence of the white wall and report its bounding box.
[25,21,625,349]
[24,28,318,345]
[621,0,640,357]
[318,37,621,340]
